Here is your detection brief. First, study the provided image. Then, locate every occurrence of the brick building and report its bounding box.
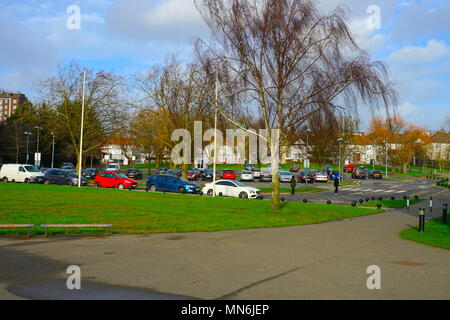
[0,92,28,122]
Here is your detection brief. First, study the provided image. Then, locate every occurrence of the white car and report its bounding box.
[279,171,293,182]
[0,164,44,183]
[106,163,120,173]
[202,180,263,199]
[240,170,254,182]
[315,171,328,182]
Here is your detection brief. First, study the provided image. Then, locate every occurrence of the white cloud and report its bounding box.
[389,39,450,64]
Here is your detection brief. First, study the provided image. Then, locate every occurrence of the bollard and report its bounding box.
[351,201,357,207]
[419,208,425,232]
[407,198,410,212]
[281,197,285,202]
[377,203,382,209]
[391,196,395,201]
[365,198,370,202]
[327,200,331,205]
[379,197,383,201]
[359,199,364,204]
[414,195,419,200]
[443,204,448,225]
[429,196,433,213]
[303,199,308,203]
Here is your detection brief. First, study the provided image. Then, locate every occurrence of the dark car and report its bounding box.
[298,170,315,183]
[44,169,87,186]
[61,162,75,169]
[167,169,182,177]
[201,169,215,181]
[126,169,143,180]
[155,168,168,174]
[83,168,97,180]
[40,167,50,174]
[352,168,368,179]
[368,170,383,179]
[145,175,201,194]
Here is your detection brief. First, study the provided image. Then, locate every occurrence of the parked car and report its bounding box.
[187,169,201,180]
[201,169,215,181]
[167,169,182,177]
[94,172,137,189]
[298,170,315,183]
[126,169,143,180]
[145,175,200,194]
[156,168,168,175]
[61,162,75,169]
[368,170,383,179]
[252,169,261,180]
[40,167,50,174]
[352,168,367,179]
[202,180,263,199]
[221,169,236,180]
[83,168,97,180]
[240,170,254,182]
[315,171,328,183]
[44,169,87,186]
[279,171,293,183]
[260,170,272,182]
[244,164,255,171]
[344,163,356,173]
[0,164,44,183]
[61,166,74,171]
[290,165,301,173]
[106,163,120,173]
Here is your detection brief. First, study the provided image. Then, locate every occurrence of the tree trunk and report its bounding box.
[270,129,281,211]
[402,162,408,174]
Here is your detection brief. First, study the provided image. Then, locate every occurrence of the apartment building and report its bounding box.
[0,92,28,122]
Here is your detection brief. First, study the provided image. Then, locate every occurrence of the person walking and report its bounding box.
[290,176,297,195]
[334,176,340,195]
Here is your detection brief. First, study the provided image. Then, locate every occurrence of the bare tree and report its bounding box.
[196,0,398,209]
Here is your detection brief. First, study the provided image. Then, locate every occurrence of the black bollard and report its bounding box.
[303,199,308,203]
[391,196,395,201]
[377,203,382,209]
[359,199,364,204]
[419,208,425,232]
[281,197,285,202]
[414,195,419,200]
[351,201,357,207]
[365,198,370,202]
[327,200,331,204]
[379,197,383,201]
[443,204,448,225]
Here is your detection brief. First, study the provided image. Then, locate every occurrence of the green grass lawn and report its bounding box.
[360,199,424,208]
[400,219,450,250]
[258,186,326,194]
[0,183,382,236]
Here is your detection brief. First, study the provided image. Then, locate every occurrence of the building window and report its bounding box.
[13,100,17,103]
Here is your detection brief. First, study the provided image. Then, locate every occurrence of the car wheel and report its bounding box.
[2,177,8,183]
[44,179,50,185]
[66,180,72,186]
[24,178,30,184]
[118,184,124,189]
[150,185,157,192]
[207,189,213,196]
[95,183,101,188]
[239,192,248,199]
[179,187,186,193]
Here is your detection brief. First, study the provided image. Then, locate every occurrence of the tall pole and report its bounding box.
[212,71,218,197]
[337,138,343,182]
[25,133,30,164]
[51,133,55,168]
[78,70,86,188]
[385,141,388,179]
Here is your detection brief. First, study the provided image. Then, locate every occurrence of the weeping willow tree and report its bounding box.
[195,0,398,210]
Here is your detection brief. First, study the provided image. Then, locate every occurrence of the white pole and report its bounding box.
[78,70,86,188]
[385,141,388,179]
[212,71,218,197]
[51,133,55,168]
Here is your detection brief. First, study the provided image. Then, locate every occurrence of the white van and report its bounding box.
[0,164,44,183]
[106,163,120,173]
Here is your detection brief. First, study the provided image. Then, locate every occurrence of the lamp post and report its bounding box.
[337,137,344,182]
[305,128,312,168]
[384,140,388,179]
[24,131,32,164]
[78,70,86,188]
[34,126,43,167]
[51,132,55,168]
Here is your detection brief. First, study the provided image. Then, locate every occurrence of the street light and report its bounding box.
[384,140,388,179]
[212,71,219,197]
[78,70,86,188]
[337,137,344,182]
[34,126,43,167]
[51,132,56,168]
[24,131,32,164]
[305,128,312,167]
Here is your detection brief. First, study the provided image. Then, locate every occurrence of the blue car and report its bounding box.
[145,174,201,194]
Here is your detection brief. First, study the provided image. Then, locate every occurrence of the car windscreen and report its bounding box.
[178,177,189,183]
[24,166,40,172]
[117,174,129,179]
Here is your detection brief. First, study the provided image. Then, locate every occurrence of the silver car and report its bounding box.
[279,171,293,183]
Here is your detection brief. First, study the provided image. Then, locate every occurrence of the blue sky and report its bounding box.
[0,0,449,130]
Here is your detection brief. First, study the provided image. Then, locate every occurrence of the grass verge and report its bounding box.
[0,183,382,236]
[399,218,450,250]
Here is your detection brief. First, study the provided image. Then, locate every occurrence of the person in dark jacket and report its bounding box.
[290,176,297,195]
[334,176,340,194]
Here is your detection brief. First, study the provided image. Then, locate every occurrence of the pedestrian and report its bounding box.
[290,176,297,195]
[334,176,340,195]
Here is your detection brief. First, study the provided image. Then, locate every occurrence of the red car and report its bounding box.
[94,172,138,189]
[221,169,236,179]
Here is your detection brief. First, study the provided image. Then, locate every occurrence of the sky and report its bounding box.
[0,0,449,131]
